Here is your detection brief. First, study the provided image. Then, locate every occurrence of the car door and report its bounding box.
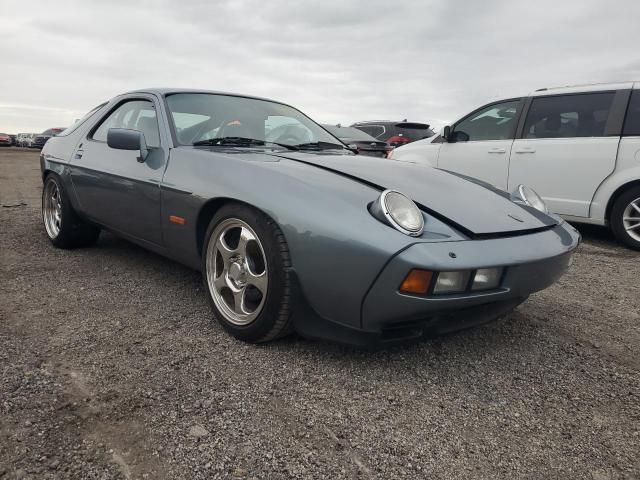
[437,99,523,190]
[69,96,167,245]
[508,90,625,217]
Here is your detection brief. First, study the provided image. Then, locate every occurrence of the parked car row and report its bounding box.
[1,128,67,148]
[32,128,66,148]
[390,81,640,250]
[16,133,36,147]
[9,81,640,251]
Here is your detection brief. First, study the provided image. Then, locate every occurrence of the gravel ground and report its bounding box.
[1,148,638,479]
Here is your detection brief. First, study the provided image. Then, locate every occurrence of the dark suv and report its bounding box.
[351,121,435,147]
[32,128,66,149]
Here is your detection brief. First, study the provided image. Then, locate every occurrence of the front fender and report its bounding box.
[161,148,462,328]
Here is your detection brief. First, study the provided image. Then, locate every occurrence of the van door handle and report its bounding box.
[514,147,536,154]
[488,147,506,153]
[74,150,84,159]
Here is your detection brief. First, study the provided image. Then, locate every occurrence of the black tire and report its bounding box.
[202,203,294,343]
[42,173,101,249]
[610,186,640,250]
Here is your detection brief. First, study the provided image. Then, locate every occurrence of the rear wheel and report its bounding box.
[610,186,640,250]
[42,174,100,248]
[202,203,293,342]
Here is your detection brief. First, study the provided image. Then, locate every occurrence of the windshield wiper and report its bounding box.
[193,136,298,151]
[293,141,348,151]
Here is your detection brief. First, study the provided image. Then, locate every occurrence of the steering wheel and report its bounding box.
[275,135,299,145]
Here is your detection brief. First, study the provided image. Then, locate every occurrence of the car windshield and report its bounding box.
[166,93,345,149]
[322,125,378,142]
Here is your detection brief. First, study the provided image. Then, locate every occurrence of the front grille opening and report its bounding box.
[381,322,425,342]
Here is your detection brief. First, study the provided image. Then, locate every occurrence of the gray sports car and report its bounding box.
[40,89,580,346]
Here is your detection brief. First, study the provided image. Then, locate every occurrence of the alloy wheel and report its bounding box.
[622,197,640,242]
[205,218,268,326]
[43,180,62,239]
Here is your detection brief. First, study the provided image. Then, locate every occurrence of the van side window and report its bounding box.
[523,92,614,139]
[623,90,640,136]
[452,100,521,142]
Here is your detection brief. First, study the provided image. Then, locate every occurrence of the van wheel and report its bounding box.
[610,186,640,250]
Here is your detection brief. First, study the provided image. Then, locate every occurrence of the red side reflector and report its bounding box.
[169,215,186,225]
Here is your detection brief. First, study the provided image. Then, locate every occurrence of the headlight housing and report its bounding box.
[370,189,424,236]
[513,184,548,214]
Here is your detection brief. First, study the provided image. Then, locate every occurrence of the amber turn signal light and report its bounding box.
[399,269,433,294]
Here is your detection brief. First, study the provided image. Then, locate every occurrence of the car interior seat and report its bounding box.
[136,115,160,147]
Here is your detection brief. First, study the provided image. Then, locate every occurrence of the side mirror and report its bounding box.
[441,125,451,142]
[107,128,149,163]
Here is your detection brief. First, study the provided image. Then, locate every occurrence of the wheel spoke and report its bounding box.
[623,216,640,222]
[213,271,227,292]
[625,222,640,231]
[246,270,267,294]
[215,236,236,264]
[237,227,254,258]
[232,287,248,315]
[632,203,640,215]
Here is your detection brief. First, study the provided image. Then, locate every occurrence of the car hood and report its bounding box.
[268,152,556,236]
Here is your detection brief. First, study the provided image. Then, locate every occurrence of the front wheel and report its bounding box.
[202,203,294,343]
[610,186,640,250]
[42,174,101,249]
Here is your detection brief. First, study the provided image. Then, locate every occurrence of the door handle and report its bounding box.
[514,147,535,154]
[488,147,506,153]
[74,150,84,159]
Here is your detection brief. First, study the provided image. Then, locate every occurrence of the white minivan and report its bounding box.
[390,82,640,249]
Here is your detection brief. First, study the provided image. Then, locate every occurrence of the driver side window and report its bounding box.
[453,100,521,142]
[91,100,160,147]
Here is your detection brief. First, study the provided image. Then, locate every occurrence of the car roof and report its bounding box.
[353,120,399,125]
[530,81,638,96]
[352,120,431,127]
[124,88,285,105]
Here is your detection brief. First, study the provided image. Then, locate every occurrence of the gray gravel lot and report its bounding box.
[1,148,639,479]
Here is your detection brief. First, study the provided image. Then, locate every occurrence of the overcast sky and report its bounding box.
[1,0,640,133]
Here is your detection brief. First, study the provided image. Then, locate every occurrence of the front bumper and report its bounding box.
[294,222,579,347]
